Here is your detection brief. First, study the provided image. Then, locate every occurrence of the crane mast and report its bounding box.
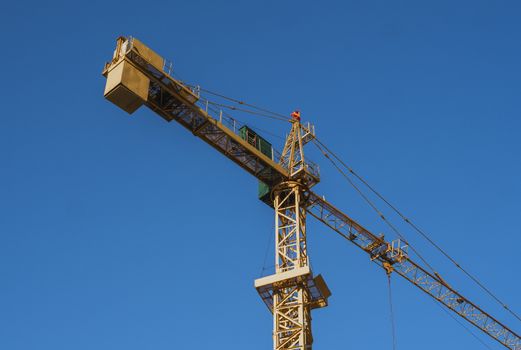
[272,181,313,348]
[254,121,330,349]
[102,36,520,350]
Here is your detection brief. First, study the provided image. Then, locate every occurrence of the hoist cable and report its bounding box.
[387,274,397,350]
[204,100,288,122]
[187,85,290,120]
[259,226,274,278]
[199,87,290,119]
[312,137,521,324]
[244,124,286,141]
[313,140,437,274]
[192,85,520,323]
[204,99,285,141]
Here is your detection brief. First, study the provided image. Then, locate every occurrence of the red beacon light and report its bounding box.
[291,109,301,122]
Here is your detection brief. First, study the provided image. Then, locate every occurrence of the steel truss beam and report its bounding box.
[103,37,520,350]
[123,48,291,190]
[272,182,312,349]
[306,192,521,350]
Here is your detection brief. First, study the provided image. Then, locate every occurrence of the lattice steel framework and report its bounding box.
[268,117,319,350]
[102,36,520,350]
[305,193,521,350]
[280,122,305,178]
[275,182,308,273]
[272,181,312,349]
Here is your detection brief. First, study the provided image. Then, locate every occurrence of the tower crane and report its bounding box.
[101,36,520,350]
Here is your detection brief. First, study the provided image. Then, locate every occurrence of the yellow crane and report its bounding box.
[101,36,520,350]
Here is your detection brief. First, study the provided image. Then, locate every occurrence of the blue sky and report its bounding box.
[1,1,520,349]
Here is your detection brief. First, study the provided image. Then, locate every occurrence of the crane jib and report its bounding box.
[102,36,520,350]
[306,193,521,350]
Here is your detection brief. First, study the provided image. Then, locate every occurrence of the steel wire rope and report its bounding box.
[168,75,520,324]
[387,274,397,350]
[192,85,290,120]
[313,140,438,274]
[204,100,289,122]
[201,97,286,141]
[185,84,521,323]
[312,137,521,324]
[166,77,288,121]
[203,102,288,175]
[259,225,275,278]
[430,298,494,350]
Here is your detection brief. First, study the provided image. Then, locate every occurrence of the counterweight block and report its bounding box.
[104,59,150,114]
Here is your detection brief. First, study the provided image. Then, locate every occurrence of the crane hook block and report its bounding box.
[383,262,394,275]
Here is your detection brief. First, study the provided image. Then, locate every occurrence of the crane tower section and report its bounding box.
[103,36,331,350]
[255,121,331,350]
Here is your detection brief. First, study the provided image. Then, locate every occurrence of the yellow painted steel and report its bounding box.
[104,60,149,114]
[101,36,521,350]
[131,38,164,71]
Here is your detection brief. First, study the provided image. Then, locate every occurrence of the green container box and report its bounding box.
[238,126,273,202]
